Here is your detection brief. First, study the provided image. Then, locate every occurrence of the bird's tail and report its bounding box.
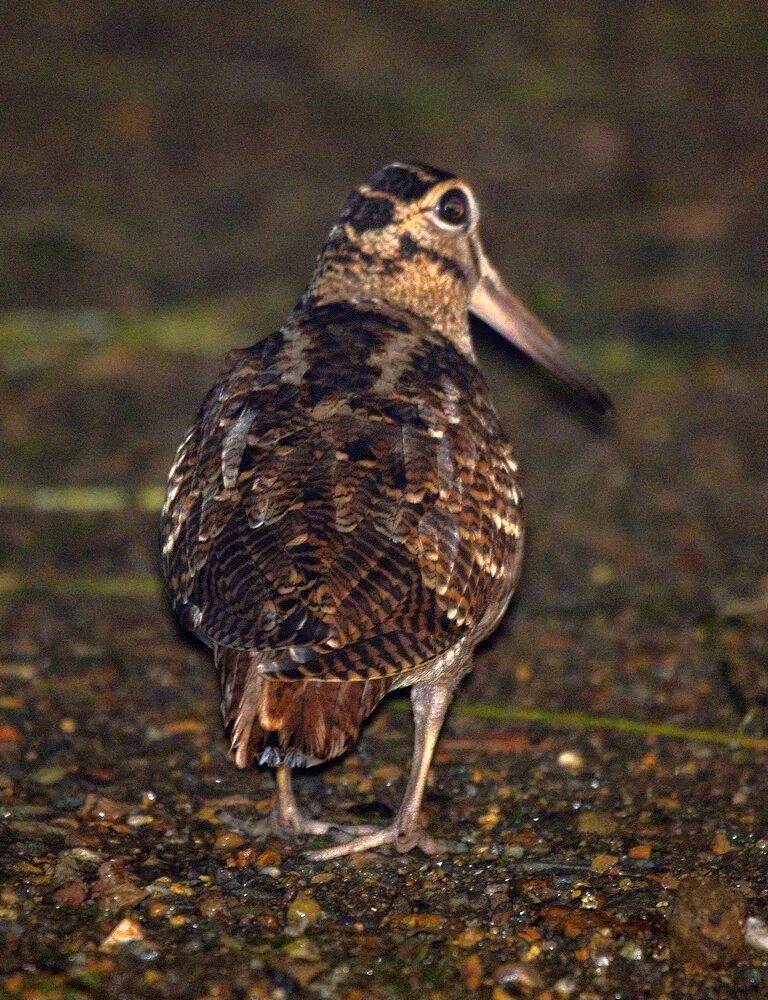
[215,646,393,768]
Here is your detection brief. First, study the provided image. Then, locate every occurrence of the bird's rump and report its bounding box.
[161,302,523,684]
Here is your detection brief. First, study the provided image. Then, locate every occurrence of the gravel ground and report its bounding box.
[1,339,767,999]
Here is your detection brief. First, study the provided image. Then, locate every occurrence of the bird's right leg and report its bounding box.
[308,683,465,860]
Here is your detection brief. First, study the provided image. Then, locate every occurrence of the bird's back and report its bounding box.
[161,298,523,690]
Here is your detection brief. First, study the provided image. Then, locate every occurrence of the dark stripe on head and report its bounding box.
[343,194,395,233]
[399,233,467,283]
[369,162,455,201]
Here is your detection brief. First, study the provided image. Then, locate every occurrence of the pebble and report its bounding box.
[745,916,768,952]
[214,829,247,850]
[557,750,584,771]
[619,941,643,961]
[494,962,543,995]
[90,861,147,913]
[461,953,483,991]
[126,814,154,827]
[30,764,71,785]
[578,811,617,836]
[255,848,282,867]
[387,913,446,930]
[711,829,734,855]
[52,879,88,907]
[454,927,485,949]
[590,854,618,874]
[286,890,322,934]
[80,794,130,822]
[101,917,145,949]
[197,888,228,919]
[669,872,746,966]
[283,937,322,962]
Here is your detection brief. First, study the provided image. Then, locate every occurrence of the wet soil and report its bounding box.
[1,338,767,999]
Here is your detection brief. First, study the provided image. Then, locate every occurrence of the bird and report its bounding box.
[161,161,611,860]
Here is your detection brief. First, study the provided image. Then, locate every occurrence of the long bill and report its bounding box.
[469,259,613,416]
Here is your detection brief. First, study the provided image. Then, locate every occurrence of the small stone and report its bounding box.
[168,882,194,896]
[232,846,256,867]
[64,846,103,864]
[80,794,130,822]
[255,848,282,867]
[90,861,147,913]
[580,890,603,909]
[578,812,617,836]
[286,890,322,933]
[591,854,619,874]
[388,913,446,930]
[628,844,652,859]
[619,942,643,960]
[711,829,734,855]
[101,917,144,949]
[557,750,584,770]
[215,829,247,850]
[126,814,153,827]
[197,888,227,919]
[283,937,322,961]
[461,953,483,991]
[669,872,746,967]
[310,872,334,885]
[273,958,325,987]
[147,899,170,919]
[454,927,485,949]
[30,764,71,785]
[745,916,768,952]
[494,962,543,995]
[52,879,88,907]
[553,977,577,995]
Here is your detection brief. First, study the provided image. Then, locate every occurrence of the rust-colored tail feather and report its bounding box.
[216,646,392,768]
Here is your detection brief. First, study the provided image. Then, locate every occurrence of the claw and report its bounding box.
[307,823,466,861]
[218,809,334,840]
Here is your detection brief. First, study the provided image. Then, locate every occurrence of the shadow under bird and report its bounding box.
[161,162,612,859]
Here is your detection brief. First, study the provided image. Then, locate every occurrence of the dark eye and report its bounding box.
[435,188,469,227]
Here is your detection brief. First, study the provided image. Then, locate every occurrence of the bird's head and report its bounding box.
[304,162,612,415]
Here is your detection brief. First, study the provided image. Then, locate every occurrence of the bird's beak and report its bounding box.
[469,255,613,415]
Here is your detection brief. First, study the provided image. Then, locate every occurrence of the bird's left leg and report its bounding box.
[220,764,334,839]
[308,683,463,860]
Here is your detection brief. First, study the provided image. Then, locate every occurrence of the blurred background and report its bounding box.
[2,2,766,344]
[1,4,768,995]
[0,0,766,719]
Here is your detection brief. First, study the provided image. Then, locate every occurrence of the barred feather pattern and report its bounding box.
[216,647,393,768]
[161,299,523,765]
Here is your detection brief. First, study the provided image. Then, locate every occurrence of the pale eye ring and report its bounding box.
[434,187,470,227]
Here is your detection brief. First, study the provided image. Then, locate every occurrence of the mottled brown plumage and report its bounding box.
[161,162,610,858]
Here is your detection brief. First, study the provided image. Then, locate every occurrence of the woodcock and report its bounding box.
[161,162,612,860]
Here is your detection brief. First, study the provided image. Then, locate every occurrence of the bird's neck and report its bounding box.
[299,234,477,361]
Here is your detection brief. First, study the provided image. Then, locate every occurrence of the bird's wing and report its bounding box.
[161,307,523,681]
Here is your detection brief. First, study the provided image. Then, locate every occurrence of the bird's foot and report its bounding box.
[218,808,333,840]
[307,823,466,861]
[218,809,380,844]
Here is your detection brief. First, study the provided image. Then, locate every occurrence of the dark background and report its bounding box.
[2,1,766,356]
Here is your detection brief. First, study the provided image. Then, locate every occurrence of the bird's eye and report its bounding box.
[435,188,469,227]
